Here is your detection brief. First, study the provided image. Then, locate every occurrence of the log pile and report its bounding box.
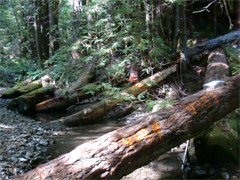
[13,74,239,180]
[1,31,239,120]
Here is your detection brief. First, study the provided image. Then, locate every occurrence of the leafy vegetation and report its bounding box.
[0,0,239,92]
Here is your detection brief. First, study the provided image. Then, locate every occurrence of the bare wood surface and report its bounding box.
[187,30,240,58]
[204,48,229,83]
[61,63,178,126]
[14,74,239,180]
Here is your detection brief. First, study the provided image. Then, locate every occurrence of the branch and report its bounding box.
[192,0,217,13]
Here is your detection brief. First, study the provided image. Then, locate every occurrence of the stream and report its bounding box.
[30,112,123,159]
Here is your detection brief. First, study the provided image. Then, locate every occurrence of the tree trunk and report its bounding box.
[14,74,239,180]
[35,64,94,111]
[49,0,60,55]
[61,63,178,127]
[187,30,240,58]
[7,84,55,114]
[34,0,43,66]
[204,48,229,83]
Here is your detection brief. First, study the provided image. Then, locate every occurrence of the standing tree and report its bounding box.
[49,0,60,56]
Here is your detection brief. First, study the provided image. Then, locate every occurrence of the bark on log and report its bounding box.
[204,48,229,83]
[0,79,32,98]
[71,63,95,91]
[7,84,55,114]
[14,74,240,180]
[61,63,178,127]
[35,64,94,112]
[187,30,240,58]
[1,75,51,98]
[35,89,91,112]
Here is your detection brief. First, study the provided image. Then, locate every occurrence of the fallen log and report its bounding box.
[35,64,94,112]
[187,30,240,58]
[35,89,92,112]
[1,75,51,98]
[7,84,55,114]
[204,48,229,83]
[14,74,239,180]
[61,63,178,127]
[0,79,32,98]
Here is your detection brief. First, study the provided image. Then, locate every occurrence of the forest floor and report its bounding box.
[0,87,68,179]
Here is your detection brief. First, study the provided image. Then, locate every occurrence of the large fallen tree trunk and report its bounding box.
[1,75,51,98]
[35,88,92,112]
[187,30,240,58]
[61,63,178,127]
[0,79,32,98]
[7,84,55,114]
[204,48,229,83]
[35,64,94,112]
[14,74,239,180]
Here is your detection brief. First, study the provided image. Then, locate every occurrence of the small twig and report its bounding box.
[223,0,233,29]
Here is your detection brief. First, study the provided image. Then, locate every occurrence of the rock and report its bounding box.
[195,169,207,176]
[18,157,28,162]
[208,168,216,175]
[0,102,67,179]
[220,172,230,179]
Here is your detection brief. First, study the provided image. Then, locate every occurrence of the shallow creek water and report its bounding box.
[30,111,185,179]
[30,112,123,158]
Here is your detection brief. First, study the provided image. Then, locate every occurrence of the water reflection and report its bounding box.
[49,120,123,159]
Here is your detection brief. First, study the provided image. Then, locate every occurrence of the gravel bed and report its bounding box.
[0,94,67,179]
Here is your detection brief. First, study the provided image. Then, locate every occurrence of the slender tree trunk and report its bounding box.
[49,0,60,55]
[14,74,240,180]
[41,0,50,59]
[174,2,179,52]
[34,0,42,66]
[182,1,188,71]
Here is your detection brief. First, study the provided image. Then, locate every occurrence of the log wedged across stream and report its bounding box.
[186,30,240,58]
[14,74,240,180]
[1,79,43,98]
[7,84,56,114]
[61,63,178,127]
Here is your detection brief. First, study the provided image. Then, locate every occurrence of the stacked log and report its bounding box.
[61,63,178,126]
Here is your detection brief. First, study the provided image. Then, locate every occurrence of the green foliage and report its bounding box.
[147,99,176,111]
[224,44,240,75]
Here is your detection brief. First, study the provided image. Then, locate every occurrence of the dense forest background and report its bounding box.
[0,1,239,179]
[0,0,239,90]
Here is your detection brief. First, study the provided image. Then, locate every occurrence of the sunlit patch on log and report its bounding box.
[121,121,162,148]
